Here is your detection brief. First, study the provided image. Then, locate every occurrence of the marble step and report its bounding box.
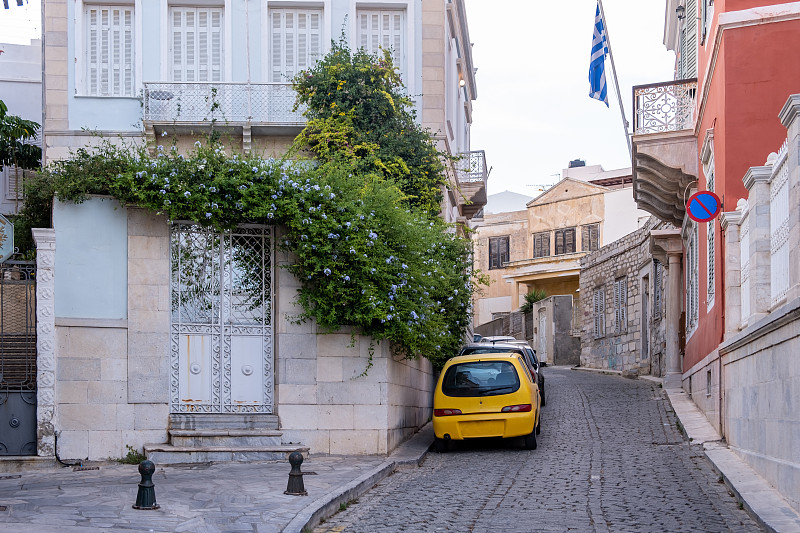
[168,413,279,431]
[143,443,309,465]
[169,429,283,448]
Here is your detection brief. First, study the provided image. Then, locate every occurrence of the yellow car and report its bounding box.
[432,352,541,452]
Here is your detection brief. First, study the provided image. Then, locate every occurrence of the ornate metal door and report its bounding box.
[170,223,274,413]
[0,260,37,455]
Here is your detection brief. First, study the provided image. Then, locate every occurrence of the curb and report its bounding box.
[283,423,434,533]
[663,388,800,533]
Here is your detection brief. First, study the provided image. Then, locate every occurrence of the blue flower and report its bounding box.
[184,191,191,197]
[161,130,167,137]
[205,213,212,218]
[324,268,331,276]
[350,248,356,254]
[410,311,418,320]
[195,141,202,147]
[160,189,166,195]
[344,275,350,281]
[209,186,217,193]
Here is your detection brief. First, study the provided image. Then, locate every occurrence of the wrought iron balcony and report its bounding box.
[457,150,488,219]
[631,79,699,227]
[143,82,305,125]
[633,78,697,135]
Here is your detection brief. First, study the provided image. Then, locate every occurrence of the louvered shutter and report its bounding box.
[565,228,575,253]
[269,8,322,82]
[171,7,223,82]
[357,10,405,79]
[555,230,564,255]
[86,5,134,96]
[614,278,627,333]
[582,224,599,252]
[593,289,605,338]
[679,0,698,78]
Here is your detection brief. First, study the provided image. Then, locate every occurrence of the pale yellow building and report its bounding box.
[472,164,647,327]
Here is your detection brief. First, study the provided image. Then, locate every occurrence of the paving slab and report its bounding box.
[0,423,434,533]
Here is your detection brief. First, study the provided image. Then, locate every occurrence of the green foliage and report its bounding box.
[120,444,147,464]
[519,289,548,314]
[25,138,476,369]
[291,38,450,218]
[16,43,481,369]
[0,99,41,172]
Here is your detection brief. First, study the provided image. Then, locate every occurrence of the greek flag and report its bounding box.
[589,2,609,106]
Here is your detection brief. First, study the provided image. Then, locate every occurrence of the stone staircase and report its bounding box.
[144,414,308,465]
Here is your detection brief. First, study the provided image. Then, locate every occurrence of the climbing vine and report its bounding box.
[17,42,480,369]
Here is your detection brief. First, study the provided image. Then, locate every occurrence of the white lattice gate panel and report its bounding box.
[170,223,274,414]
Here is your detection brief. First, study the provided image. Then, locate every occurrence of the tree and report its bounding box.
[0,99,41,172]
[291,39,451,218]
[1,99,42,253]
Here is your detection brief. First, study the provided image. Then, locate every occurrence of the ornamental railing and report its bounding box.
[769,139,790,306]
[457,150,487,185]
[632,78,697,135]
[143,82,306,124]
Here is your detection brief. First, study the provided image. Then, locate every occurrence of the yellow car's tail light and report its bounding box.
[434,408,463,416]
[501,404,532,413]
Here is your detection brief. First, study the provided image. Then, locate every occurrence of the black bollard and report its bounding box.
[133,459,160,510]
[284,451,308,496]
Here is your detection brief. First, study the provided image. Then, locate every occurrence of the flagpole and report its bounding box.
[597,0,632,158]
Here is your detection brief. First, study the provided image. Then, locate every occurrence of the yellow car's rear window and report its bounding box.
[441,361,520,397]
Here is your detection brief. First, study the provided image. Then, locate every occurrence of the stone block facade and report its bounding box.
[46,202,433,460]
[579,217,668,375]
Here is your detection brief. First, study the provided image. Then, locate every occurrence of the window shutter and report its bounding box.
[86,5,134,96]
[269,8,323,82]
[565,228,575,253]
[594,289,605,338]
[680,0,698,78]
[357,10,405,79]
[171,7,223,83]
[555,230,564,255]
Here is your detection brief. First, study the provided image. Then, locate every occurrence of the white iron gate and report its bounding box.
[170,223,274,413]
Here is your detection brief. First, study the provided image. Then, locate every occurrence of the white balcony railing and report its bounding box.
[633,79,697,135]
[143,82,306,124]
[458,150,487,185]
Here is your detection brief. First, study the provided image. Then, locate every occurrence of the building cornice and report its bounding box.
[779,93,800,127]
[719,210,742,230]
[742,165,772,190]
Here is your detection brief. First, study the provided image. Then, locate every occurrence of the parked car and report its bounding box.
[433,351,541,452]
[478,335,517,343]
[459,342,546,406]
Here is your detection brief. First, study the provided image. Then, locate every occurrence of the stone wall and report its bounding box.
[50,204,431,459]
[719,300,800,512]
[579,217,668,375]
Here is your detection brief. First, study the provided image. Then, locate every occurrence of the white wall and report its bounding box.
[54,198,128,320]
[603,187,649,245]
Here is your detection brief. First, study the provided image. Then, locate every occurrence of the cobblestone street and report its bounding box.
[314,368,761,533]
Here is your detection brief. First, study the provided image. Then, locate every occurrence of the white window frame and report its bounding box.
[159,1,232,82]
[265,6,324,83]
[351,0,416,96]
[261,1,332,83]
[75,1,141,97]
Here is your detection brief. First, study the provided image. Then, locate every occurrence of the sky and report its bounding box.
[0,0,39,45]
[465,0,676,196]
[0,0,674,197]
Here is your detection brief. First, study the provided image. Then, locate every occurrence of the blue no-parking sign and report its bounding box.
[686,191,722,223]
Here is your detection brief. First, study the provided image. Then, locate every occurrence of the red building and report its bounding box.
[631,0,800,510]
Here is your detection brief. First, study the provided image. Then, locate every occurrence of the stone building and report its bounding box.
[579,217,669,376]
[18,0,487,463]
